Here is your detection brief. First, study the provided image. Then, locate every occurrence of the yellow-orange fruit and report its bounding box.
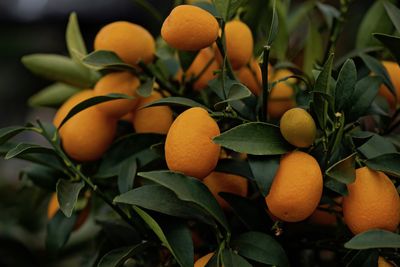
[47,194,90,230]
[280,108,317,148]
[132,91,173,134]
[194,253,214,267]
[308,197,343,226]
[215,20,253,70]
[161,5,219,51]
[378,61,400,109]
[94,21,155,65]
[266,151,323,222]
[378,257,394,267]
[183,48,220,91]
[236,58,266,96]
[58,90,116,162]
[165,107,220,179]
[268,69,296,119]
[343,167,400,235]
[94,72,140,118]
[203,172,248,209]
[53,90,94,128]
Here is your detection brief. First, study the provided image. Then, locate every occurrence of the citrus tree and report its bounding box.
[1,0,400,266]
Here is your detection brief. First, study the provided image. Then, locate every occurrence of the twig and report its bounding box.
[261,45,271,122]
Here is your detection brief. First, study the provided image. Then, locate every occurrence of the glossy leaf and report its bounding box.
[137,77,155,98]
[213,122,291,155]
[345,229,400,249]
[0,126,29,146]
[365,153,400,177]
[215,158,253,180]
[118,158,137,194]
[222,249,252,267]
[316,2,339,29]
[215,83,252,107]
[82,50,137,72]
[97,243,150,267]
[46,211,77,255]
[28,83,80,108]
[66,12,87,61]
[140,96,210,111]
[335,59,357,112]
[248,155,280,196]
[383,1,400,33]
[374,33,400,64]
[56,179,85,218]
[357,134,397,159]
[5,143,56,160]
[178,50,198,72]
[213,0,246,21]
[326,153,356,184]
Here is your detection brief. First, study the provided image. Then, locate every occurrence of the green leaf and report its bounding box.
[344,229,400,249]
[214,83,252,108]
[324,177,348,196]
[139,96,211,111]
[356,0,393,49]
[232,231,289,267]
[303,20,324,76]
[21,164,60,191]
[359,53,395,96]
[222,249,252,267]
[56,179,85,218]
[82,50,137,72]
[365,153,400,177]
[66,12,87,61]
[373,33,400,64]
[0,126,29,146]
[383,1,400,33]
[346,249,379,267]
[335,59,357,112]
[5,143,56,160]
[28,83,81,108]
[267,0,279,46]
[357,134,397,159]
[215,158,253,179]
[348,76,382,121]
[178,50,198,72]
[97,243,150,267]
[138,171,229,233]
[213,122,291,155]
[137,77,155,98]
[212,0,246,21]
[287,1,314,33]
[326,153,356,184]
[114,185,213,225]
[316,2,339,29]
[58,94,134,128]
[248,155,280,196]
[46,211,77,255]
[118,158,137,194]
[133,207,193,267]
[21,54,95,88]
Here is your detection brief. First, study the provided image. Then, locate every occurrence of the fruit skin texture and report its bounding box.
[94,21,155,65]
[161,5,219,51]
[132,91,173,134]
[236,58,266,96]
[53,90,94,128]
[57,90,117,162]
[378,256,394,267]
[165,107,221,180]
[215,20,253,70]
[379,61,400,109]
[194,253,214,267]
[280,108,317,148]
[343,167,400,235]
[268,69,296,119]
[94,72,140,118]
[203,172,248,209]
[265,151,323,222]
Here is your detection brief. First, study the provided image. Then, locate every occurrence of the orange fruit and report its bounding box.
[132,91,173,134]
[161,5,219,51]
[236,58,266,96]
[58,91,116,162]
[165,107,220,179]
[94,72,141,118]
[308,197,343,226]
[53,90,94,128]
[378,256,394,267]
[268,69,296,119]
[94,21,155,65]
[280,108,317,148]
[181,48,220,91]
[378,61,400,109]
[194,253,214,267]
[343,167,400,235]
[215,20,253,70]
[266,151,323,222]
[203,172,248,209]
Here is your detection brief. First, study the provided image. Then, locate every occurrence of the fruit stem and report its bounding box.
[261,45,271,122]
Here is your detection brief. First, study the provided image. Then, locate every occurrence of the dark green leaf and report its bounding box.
[28,83,81,108]
[222,249,252,267]
[248,155,280,196]
[215,158,253,180]
[374,33,400,64]
[346,249,379,267]
[267,0,279,46]
[215,83,252,108]
[56,179,85,218]
[287,1,315,33]
[365,153,400,177]
[212,0,246,21]
[178,50,198,72]
[345,229,400,249]
[21,54,95,88]
[335,59,357,112]
[46,211,77,255]
[326,153,356,184]
[138,171,229,233]
[324,177,348,196]
[213,122,291,155]
[66,12,87,61]
[316,2,339,29]
[5,143,56,160]
[97,243,150,267]
[139,96,210,111]
[0,126,29,146]
[118,158,137,194]
[137,77,155,98]
[232,231,289,267]
[82,50,137,72]
[303,19,324,76]
[356,1,393,48]
[357,134,397,159]
[383,1,400,33]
